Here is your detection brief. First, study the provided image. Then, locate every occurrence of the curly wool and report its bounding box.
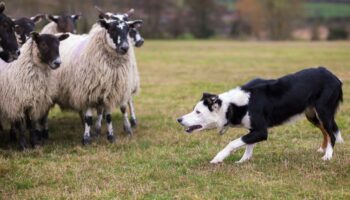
[0,39,53,122]
[51,24,134,112]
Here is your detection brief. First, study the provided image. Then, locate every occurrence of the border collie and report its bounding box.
[177,67,343,164]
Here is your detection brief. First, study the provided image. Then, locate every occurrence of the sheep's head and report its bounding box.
[98,18,142,55]
[31,32,69,69]
[47,14,81,34]
[95,7,144,48]
[14,14,45,45]
[0,2,20,63]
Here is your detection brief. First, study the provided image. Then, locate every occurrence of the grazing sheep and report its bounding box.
[0,2,20,63]
[0,32,69,149]
[41,14,81,34]
[50,18,142,145]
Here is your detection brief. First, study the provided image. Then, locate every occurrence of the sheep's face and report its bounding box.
[48,14,81,34]
[14,14,45,45]
[31,32,69,69]
[99,19,142,55]
[129,28,144,47]
[97,9,144,48]
[0,3,20,63]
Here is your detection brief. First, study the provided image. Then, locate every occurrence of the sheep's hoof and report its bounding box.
[107,134,116,143]
[82,136,92,146]
[42,129,49,140]
[123,125,133,135]
[30,131,41,147]
[130,118,137,128]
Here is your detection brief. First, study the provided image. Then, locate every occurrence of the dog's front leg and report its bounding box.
[210,128,267,164]
[210,137,246,164]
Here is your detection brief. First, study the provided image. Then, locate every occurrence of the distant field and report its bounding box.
[0,41,349,199]
[305,2,350,18]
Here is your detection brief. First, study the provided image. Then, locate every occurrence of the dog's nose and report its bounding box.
[177,118,183,123]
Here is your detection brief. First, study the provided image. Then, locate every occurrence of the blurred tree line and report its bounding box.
[3,0,349,40]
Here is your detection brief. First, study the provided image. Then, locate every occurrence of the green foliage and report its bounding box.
[0,41,349,199]
[305,3,350,19]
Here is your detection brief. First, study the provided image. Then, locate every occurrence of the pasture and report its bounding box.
[0,40,349,199]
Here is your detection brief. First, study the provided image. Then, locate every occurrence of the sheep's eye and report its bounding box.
[196,110,200,114]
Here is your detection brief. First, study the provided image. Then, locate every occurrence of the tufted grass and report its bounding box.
[0,40,349,199]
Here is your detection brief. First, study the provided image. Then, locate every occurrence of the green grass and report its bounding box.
[1,40,350,199]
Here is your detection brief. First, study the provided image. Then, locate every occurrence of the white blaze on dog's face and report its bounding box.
[178,93,223,133]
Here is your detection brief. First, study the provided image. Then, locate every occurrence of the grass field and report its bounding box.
[0,41,349,199]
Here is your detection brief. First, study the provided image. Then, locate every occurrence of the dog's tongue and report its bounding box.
[186,125,202,133]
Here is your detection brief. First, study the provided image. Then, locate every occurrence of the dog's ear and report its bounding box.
[202,93,221,111]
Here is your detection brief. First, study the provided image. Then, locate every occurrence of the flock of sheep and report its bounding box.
[0,2,144,149]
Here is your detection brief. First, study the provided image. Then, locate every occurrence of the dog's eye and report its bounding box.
[196,110,200,114]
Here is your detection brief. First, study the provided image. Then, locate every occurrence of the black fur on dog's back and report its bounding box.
[240,67,342,128]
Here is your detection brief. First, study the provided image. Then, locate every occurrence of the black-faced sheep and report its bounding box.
[41,14,81,34]
[0,2,20,63]
[0,32,69,149]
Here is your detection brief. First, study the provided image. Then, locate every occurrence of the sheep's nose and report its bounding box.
[135,39,144,47]
[119,42,129,54]
[177,118,183,123]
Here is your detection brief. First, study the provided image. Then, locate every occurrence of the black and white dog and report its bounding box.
[178,67,344,163]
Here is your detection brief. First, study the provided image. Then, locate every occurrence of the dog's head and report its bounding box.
[177,93,225,133]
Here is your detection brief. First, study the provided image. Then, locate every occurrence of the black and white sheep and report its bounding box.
[49,18,142,145]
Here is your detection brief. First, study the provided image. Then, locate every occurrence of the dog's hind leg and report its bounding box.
[331,119,343,143]
[305,107,327,153]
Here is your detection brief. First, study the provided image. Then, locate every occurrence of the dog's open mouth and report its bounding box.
[185,125,202,133]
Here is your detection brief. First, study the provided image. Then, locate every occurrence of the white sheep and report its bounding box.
[50,18,142,145]
[0,32,69,149]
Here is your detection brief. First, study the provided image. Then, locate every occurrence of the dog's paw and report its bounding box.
[317,147,325,153]
[321,154,332,161]
[210,159,223,164]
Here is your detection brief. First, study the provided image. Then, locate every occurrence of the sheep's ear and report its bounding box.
[0,2,5,14]
[58,33,69,41]
[30,32,40,42]
[30,14,45,24]
[98,19,109,29]
[127,20,143,29]
[71,14,81,21]
[48,15,60,23]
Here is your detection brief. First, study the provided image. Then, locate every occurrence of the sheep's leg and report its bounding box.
[93,107,103,137]
[128,99,137,128]
[0,121,3,134]
[39,111,49,140]
[9,123,17,142]
[82,108,93,145]
[105,109,116,143]
[27,118,41,148]
[14,120,27,150]
[121,105,133,135]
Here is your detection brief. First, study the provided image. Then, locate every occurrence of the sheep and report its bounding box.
[0,2,20,63]
[14,14,45,45]
[41,14,81,34]
[49,17,142,145]
[93,7,144,136]
[0,32,69,149]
